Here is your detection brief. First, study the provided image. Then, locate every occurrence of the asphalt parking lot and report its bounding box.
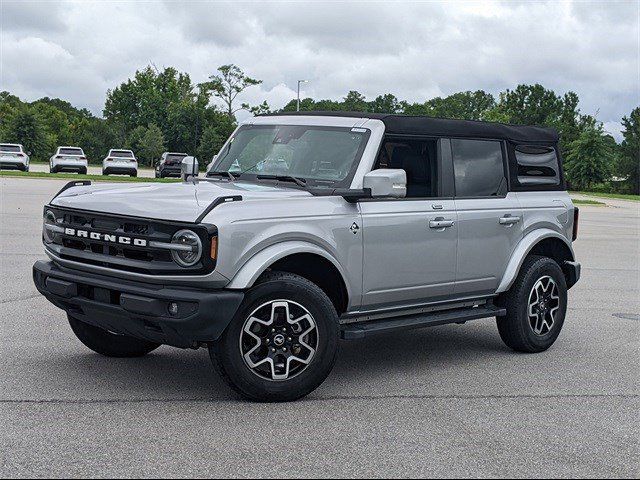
[1,177,638,478]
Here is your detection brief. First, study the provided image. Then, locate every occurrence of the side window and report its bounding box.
[514,145,560,186]
[375,137,438,198]
[452,139,506,197]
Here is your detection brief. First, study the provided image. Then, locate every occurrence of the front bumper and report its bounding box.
[33,260,244,348]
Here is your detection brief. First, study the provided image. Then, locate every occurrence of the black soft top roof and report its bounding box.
[266,111,559,143]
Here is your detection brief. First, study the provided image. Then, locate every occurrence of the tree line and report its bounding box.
[0,64,637,193]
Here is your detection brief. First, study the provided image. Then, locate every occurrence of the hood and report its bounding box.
[51,180,312,223]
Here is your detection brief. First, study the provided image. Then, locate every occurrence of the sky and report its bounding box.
[1,0,638,140]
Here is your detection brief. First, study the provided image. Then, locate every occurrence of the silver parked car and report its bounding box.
[0,143,30,171]
[50,146,88,174]
[34,113,580,402]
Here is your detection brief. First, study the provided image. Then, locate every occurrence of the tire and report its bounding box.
[23,165,29,173]
[68,314,160,358]
[80,167,87,175]
[497,255,568,353]
[102,169,108,176]
[210,271,340,402]
[130,171,137,178]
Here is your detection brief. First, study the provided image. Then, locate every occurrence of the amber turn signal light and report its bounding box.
[210,236,218,261]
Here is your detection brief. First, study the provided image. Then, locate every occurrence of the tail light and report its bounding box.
[130,159,136,162]
[106,158,113,162]
[56,155,62,159]
[572,207,579,241]
[80,156,86,160]
[17,153,24,157]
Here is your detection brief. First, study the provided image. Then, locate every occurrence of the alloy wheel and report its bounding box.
[239,299,318,381]
[527,275,560,336]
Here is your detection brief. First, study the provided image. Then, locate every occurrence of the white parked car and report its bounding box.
[102,149,138,177]
[50,146,88,174]
[0,143,30,172]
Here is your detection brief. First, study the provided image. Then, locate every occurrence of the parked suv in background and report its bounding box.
[155,152,188,178]
[50,146,88,174]
[102,149,138,176]
[0,143,30,171]
[33,112,580,402]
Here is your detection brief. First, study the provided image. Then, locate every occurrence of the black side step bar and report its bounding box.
[340,304,506,340]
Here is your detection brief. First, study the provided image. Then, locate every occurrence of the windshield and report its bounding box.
[166,154,187,162]
[111,150,134,158]
[0,145,21,153]
[211,125,370,186]
[59,148,83,156]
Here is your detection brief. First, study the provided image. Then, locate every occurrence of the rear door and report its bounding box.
[451,138,523,297]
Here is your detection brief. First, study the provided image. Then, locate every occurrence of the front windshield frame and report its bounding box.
[209,124,371,188]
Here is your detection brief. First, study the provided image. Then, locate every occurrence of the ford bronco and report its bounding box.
[33,112,580,402]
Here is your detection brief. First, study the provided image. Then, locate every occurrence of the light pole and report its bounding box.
[297,80,308,111]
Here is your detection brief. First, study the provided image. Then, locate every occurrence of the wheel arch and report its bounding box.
[496,229,576,294]
[226,241,351,314]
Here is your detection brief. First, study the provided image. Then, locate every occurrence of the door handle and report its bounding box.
[499,215,521,226]
[429,218,455,229]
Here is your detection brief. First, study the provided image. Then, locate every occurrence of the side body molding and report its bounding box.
[226,240,353,301]
[495,228,575,294]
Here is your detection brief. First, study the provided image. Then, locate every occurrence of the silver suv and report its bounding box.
[33,113,581,402]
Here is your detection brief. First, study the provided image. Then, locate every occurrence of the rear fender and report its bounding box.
[496,229,575,294]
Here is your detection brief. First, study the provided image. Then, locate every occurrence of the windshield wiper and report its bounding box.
[256,174,307,187]
[207,170,238,181]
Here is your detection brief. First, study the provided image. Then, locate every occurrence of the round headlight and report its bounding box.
[170,229,202,267]
[43,210,57,244]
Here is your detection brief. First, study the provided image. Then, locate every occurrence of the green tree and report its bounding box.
[208,64,262,118]
[197,125,224,167]
[139,124,165,167]
[342,91,368,111]
[369,94,401,114]
[3,107,48,160]
[104,66,196,137]
[403,90,496,120]
[619,107,640,194]
[564,125,613,190]
[72,117,118,163]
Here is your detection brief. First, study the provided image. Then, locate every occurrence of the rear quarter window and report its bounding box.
[513,145,560,186]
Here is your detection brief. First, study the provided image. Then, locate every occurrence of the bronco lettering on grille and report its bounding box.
[63,227,147,247]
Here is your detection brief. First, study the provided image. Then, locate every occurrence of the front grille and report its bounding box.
[45,206,216,275]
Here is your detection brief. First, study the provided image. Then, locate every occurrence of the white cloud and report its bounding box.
[1,0,637,139]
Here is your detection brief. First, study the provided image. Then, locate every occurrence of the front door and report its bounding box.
[359,137,457,310]
[360,200,458,309]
